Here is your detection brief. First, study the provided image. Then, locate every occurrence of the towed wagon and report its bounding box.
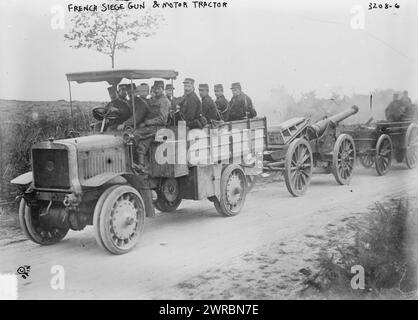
[11,69,265,254]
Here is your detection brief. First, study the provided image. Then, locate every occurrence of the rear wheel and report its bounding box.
[284,138,313,196]
[214,165,247,217]
[375,134,393,176]
[332,134,356,185]
[95,185,145,255]
[405,123,418,169]
[18,198,68,245]
[359,154,374,168]
[153,178,182,212]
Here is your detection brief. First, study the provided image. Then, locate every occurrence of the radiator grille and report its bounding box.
[32,149,70,189]
[81,148,126,180]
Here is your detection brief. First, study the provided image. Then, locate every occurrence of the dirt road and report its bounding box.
[1,165,417,299]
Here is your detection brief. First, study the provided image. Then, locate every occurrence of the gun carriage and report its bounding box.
[263,106,359,196]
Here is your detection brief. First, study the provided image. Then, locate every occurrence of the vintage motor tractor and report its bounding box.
[263,105,359,196]
[10,69,266,254]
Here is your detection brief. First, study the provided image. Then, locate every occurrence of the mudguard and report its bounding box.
[10,172,33,185]
[81,172,129,188]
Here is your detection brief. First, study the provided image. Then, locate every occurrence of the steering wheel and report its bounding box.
[92,105,121,121]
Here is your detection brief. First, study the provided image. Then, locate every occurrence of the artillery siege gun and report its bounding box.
[263,105,359,196]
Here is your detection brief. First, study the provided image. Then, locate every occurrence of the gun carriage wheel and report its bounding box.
[359,154,374,168]
[153,178,182,212]
[214,164,247,217]
[332,134,356,185]
[284,138,313,197]
[405,123,418,169]
[18,198,69,245]
[93,185,145,255]
[375,134,393,176]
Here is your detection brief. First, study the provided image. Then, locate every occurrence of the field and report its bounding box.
[0,99,102,202]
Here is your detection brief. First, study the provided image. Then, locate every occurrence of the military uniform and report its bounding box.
[199,84,220,122]
[123,96,149,128]
[201,95,220,122]
[213,84,229,121]
[385,99,407,122]
[229,93,257,121]
[177,78,203,128]
[133,81,170,168]
[215,96,229,121]
[228,82,257,121]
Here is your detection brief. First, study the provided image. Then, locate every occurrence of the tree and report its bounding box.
[64,9,163,68]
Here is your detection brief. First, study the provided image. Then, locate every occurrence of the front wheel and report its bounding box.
[332,134,356,185]
[375,134,393,176]
[94,185,145,255]
[284,138,313,196]
[18,198,69,245]
[213,165,247,217]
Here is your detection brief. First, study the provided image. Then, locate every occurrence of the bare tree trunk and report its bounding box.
[111,54,115,69]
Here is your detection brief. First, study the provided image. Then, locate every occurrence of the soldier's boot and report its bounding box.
[132,151,148,174]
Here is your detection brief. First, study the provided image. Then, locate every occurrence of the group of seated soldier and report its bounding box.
[385,90,416,122]
[96,78,258,172]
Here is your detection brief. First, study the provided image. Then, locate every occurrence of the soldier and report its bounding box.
[132,80,170,171]
[385,93,406,121]
[136,83,150,101]
[228,82,257,121]
[214,84,229,121]
[199,83,221,122]
[401,90,412,107]
[118,83,133,102]
[105,84,134,131]
[165,83,179,125]
[177,78,204,129]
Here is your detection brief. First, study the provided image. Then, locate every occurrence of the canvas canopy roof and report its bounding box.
[66,69,178,84]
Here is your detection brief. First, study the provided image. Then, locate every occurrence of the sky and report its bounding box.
[0,0,417,103]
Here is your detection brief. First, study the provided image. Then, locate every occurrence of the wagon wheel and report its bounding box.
[284,138,313,197]
[405,123,418,169]
[95,185,145,254]
[332,134,356,185]
[154,178,182,212]
[213,164,247,217]
[18,198,69,245]
[359,154,374,168]
[375,134,393,176]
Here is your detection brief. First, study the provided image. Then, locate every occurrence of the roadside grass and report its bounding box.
[303,198,418,299]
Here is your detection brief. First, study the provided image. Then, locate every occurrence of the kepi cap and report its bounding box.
[153,80,164,88]
[183,78,195,85]
[231,82,241,90]
[198,84,209,90]
[214,84,224,90]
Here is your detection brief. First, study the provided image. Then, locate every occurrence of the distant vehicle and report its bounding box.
[341,120,418,175]
[10,69,265,255]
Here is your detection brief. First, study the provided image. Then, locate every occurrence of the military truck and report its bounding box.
[10,69,266,254]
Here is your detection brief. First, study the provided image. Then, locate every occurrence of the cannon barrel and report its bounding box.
[311,105,359,135]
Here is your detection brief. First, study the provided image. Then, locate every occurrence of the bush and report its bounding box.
[0,102,95,201]
[306,198,417,299]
